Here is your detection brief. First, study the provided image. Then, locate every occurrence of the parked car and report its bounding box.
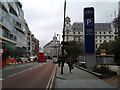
[53,57,58,63]
[29,57,35,62]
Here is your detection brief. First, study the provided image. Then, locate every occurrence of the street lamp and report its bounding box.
[57,34,60,42]
[57,34,60,62]
[61,0,66,74]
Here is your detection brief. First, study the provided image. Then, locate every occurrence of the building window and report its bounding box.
[109,31,111,34]
[96,44,97,49]
[100,40,102,42]
[104,32,105,34]
[109,36,111,38]
[78,32,80,34]
[99,32,101,34]
[0,16,4,22]
[100,36,101,38]
[95,32,97,34]
[74,32,75,34]
[104,36,106,38]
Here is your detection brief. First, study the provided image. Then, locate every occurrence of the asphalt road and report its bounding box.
[2,62,43,79]
[2,60,56,88]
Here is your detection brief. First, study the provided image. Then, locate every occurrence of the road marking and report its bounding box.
[4,67,14,70]
[46,65,57,89]
[17,63,32,68]
[7,64,42,78]
[4,63,33,70]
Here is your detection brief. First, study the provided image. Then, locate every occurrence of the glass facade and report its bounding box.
[0,1,28,59]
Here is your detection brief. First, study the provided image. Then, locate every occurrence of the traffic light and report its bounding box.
[61,41,69,45]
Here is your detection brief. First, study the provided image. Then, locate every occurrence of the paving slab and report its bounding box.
[55,63,118,89]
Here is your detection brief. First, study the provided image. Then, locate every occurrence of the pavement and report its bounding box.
[55,63,119,89]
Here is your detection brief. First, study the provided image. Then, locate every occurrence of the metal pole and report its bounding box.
[61,0,66,74]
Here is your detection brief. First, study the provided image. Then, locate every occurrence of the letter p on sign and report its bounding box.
[86,19,93,26]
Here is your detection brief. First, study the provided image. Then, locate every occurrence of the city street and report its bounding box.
[2,60,56,88]
[0,0,120,90]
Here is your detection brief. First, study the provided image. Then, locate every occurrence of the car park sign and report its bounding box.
[84,7,95,53]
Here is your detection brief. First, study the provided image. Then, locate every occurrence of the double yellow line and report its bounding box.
[46,65,57,90]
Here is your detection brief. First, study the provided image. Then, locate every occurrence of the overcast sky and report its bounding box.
[19,0,120,48]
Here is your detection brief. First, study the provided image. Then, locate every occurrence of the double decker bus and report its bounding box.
[37,52,46,62]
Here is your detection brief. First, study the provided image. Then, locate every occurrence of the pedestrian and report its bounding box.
[58,58,61,67]
[67,59,73,74]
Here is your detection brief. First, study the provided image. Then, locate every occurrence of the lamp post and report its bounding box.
[57,34,60,61]
[61,0,66,74]
[57,34,60,43]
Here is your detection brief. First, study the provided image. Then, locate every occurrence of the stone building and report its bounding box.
[64,16,115,49]
[43,34,61,59]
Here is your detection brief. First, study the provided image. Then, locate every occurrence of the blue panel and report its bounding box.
[84,7,95,53]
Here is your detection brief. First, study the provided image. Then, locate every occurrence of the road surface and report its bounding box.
[2,60,56,89]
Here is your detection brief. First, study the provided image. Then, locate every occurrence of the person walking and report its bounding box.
[67,59,73,74]
[58,57,61,67]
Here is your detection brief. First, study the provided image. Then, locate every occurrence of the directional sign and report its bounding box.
[84,7,95,53]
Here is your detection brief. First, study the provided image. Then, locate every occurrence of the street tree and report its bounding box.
[96,41,114,55]
[64,41,84,63]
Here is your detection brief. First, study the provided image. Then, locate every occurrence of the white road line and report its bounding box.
[7,64,42,78]
[4,67,14,70]
[16,63,32,68]
[4,63,33,70]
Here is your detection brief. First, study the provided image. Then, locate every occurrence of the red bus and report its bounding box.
[37,52,46,62]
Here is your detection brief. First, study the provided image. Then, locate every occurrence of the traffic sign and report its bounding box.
[84,7,95,53]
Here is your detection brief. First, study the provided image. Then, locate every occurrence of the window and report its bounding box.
[104,36,106,38]
[109,31,111,34]
[0,16,4,22]
[96,45,97,49]
[100,36,101,38]
[104,32,105,34]
[78,32,80,34]
[109,36,111,38]
[99,32,101,34]
[100,40,102,42]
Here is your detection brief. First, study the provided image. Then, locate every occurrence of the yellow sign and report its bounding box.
[100,49,106,53]
[84,11,93,14]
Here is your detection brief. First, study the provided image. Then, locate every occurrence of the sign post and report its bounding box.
[84,7,96,71]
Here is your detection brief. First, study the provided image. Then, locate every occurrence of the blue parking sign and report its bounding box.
[84,7,95,53]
